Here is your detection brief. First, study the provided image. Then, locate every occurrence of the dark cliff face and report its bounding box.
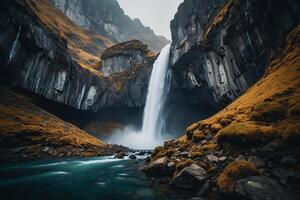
[49,0,170,52]
[100,40,155,76]
[0,0,154,112]
[170,0,300,107]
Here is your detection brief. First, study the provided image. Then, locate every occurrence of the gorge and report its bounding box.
[0,0,300,200]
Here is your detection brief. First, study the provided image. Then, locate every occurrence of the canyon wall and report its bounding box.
[170,0,300,107]
[0,0,154,112]
[50,0,170,52]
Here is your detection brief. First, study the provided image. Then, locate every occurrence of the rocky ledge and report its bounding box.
[170,0,300,108]
[100,40,155,76]
[143,26,300,200]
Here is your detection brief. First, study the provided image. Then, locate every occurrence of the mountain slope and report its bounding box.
[50,0,170,52]
[0,85,111,162]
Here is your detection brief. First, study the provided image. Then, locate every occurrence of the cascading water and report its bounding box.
[141,44,171,143]
[109,44,172,149]
[7,26,21,67]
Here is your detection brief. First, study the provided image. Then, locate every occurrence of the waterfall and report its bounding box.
[141,44,171,141]
[109,44,171,149]
[7,26,21,67]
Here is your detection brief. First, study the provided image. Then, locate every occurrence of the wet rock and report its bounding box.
[235,176,295,200]
[197,180,212,196]
[114,152,126,159]
[248,156,265,168]
[262,140,284,152]
[142,156,169,177]
[180,151,189,157]
[170,164,208,189]
[218,156,227,162]
[235,155,246,161]
[167,161,176,174]
[43,146,50,152]
[281,156,298,167]
[129,154,137,160]
[207,155,219,162]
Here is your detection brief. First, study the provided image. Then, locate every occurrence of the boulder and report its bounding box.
[248,156,265,168]
[129,154,137,160]
[142,156,169,177]
[281,156,298,167]
[170,164,208,189]
[235,176,296,200]
[114,152,126,159]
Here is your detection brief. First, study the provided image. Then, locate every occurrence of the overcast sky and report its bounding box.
[117,0,184,39]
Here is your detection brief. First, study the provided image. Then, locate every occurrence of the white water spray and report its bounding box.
[109,44,171,149]
[7,26,21,67]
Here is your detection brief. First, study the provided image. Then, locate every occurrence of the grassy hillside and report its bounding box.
[0,85,111,162]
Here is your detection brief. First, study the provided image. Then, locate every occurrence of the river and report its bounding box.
[0,155,191,200]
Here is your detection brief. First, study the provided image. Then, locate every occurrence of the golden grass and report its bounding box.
[217,160,259,193]
[216,121,277,145]
[0,86,107,150]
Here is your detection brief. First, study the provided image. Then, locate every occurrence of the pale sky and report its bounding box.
[117,0,184,39]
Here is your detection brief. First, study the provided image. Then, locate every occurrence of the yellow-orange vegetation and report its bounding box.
[0,86,108,160]
[184,25,300,145]
[217,160,259,193]
[16,0,114,76]
[204,0,234,40]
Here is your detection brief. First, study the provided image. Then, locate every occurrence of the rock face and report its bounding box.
[49,0,170,52]
[100,40,155,76]
[170,0,300,107]
[0,0,154,112]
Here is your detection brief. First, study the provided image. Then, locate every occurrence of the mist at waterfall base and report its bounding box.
[109,44,172,149]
